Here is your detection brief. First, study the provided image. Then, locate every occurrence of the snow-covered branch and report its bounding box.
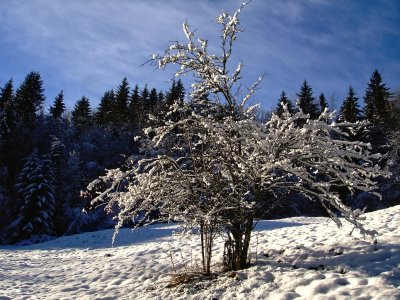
[91,3,390,272]
[151,3,259,116]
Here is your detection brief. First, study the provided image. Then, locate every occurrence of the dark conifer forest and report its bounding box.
[0,70,398,244]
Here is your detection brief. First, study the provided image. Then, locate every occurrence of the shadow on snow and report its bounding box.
[0,220,307,251]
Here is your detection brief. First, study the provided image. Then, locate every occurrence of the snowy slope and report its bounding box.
[1,205,399,300]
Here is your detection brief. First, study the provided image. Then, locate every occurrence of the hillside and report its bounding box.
[1,205,399,299]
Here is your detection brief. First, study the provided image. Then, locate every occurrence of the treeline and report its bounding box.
[0,69,398,244]
[0,72,185,244]
[275,71,399,152]
[275,71,398,134]
[271,70,400,216]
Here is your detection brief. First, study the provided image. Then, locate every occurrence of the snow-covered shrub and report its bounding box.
[91,3,389,273]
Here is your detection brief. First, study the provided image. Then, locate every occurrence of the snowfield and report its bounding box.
[1,205,399,300]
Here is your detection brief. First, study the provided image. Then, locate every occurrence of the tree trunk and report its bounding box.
[224,215,253,271]
[200,221,214,276]
[200,222,206,274]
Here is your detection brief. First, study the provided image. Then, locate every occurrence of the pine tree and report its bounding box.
[296,80,319,119]
[48,136,67,235]
[362,70,392,156]
[0,80,16,146]
[158,91,165,106]
[162,80,186,122]
[389,91,400,132]
[129,84,140,126]
[163,79,186,119]
[49,91,66,119]
[149,88,158,113]
[72,96,92,130]
[165,79,185,108]
[165,80,177,109]
[0,80,26,182]
[14,72,45,126]
[95,90,115,126]
[319,93,328,113]
[338,86,361,123]
[113,77,130,124]
[275,91,294,117]
[141,85,150,114]
[175,79,185,105]
[13,150,55,240]
[364,69,392,125]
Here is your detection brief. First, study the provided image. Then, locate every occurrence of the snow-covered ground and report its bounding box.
[1,205,399,300]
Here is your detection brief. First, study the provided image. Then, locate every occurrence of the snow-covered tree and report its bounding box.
[91,4,389,273]
[11,150,56,241]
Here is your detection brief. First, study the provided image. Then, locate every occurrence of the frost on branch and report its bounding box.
[262,110,388,236]
[91,100,389,268]
[90,3,389,272]
[151,2,260,115]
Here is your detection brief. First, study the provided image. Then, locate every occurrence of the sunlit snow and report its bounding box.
[1,205,399,299]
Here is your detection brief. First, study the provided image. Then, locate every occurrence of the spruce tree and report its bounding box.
[389,91,400,132]
[149,88,158,113]
[13,150,55,240]
[0,80,24,182]
[129,84,141,126]
[48,136,67,235]
[164,79,185,111]
[48,136,65,167]
[338,86,361,123]
[163,80,186,122]
[72,96,92,130]
[14,72,45,126]
[275,91,294,117]
[364,69,391,125]
[113,77,130,124]
[49,91,66,119]
[158,91,165,106]
[141,85,150,115]
[95,90,115,126]
[0,79,15,193]
[0,80,16,146]
[319,93,328,113]
[363,70,392,156]
[175,79,185,105]
[296,80,319,119]
[165,79,177,109]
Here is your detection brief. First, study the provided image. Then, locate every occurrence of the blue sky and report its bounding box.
[0,0,399,111]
